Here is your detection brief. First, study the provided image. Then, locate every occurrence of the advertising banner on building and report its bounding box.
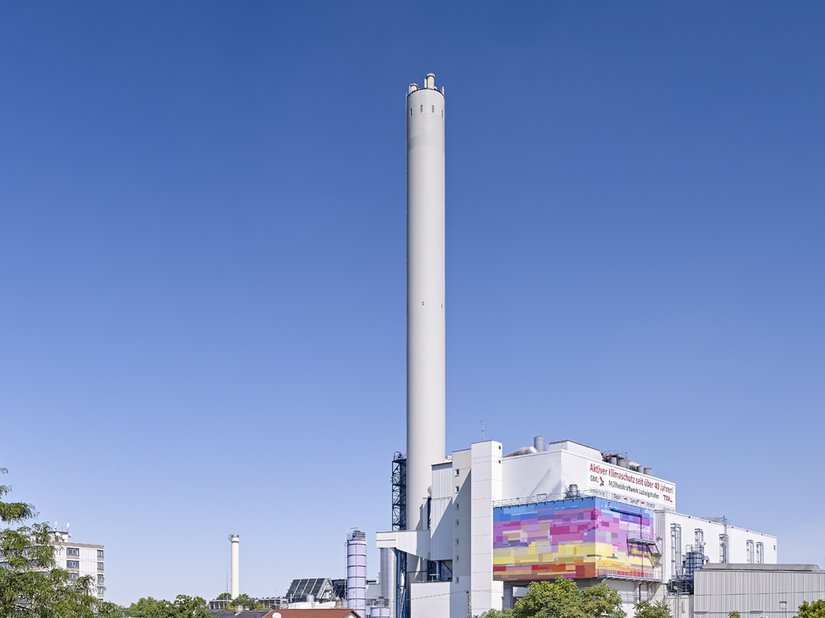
[582,458,676,511]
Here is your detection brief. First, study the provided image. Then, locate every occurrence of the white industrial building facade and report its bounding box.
[377,439,779,618]
[377,72,824,618]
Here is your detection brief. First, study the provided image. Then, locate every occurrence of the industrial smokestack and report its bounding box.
[406,73,446,560]
[229,534,240,599]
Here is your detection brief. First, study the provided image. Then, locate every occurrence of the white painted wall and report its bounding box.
[470,442,504,616]
[658,511,778,582]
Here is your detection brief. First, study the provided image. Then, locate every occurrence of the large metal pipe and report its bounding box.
[229,534,240,599]
[406,73,446,556]
[379,547,396,617]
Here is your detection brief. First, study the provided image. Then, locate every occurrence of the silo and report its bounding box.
[346,530,367,618]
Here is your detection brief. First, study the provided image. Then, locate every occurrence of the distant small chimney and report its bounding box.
[229,534,240,600]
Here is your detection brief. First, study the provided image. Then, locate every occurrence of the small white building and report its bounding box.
[378,438,778,618]
[51,530,106,599]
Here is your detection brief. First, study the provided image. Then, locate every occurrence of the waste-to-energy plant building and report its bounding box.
[373,74,813,618]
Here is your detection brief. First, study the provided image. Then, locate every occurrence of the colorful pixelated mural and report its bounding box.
[493,497,656,581]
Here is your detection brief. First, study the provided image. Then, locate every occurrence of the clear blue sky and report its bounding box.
[1,1,823,606]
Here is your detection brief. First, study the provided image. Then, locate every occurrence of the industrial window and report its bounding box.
[756,542,764,564]
[455,539,459,545]
[454,469,459,476]
[431,105,435,112]
[409,108,412,116]
[455,519,459,526]
[66,560,80,569]
[455,485,460,494]
[66,547,80,557]
[420,105,423,112]
[455,502,459,510]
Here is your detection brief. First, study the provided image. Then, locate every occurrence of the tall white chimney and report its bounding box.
[406,73,446,577]
[229,534,240,599]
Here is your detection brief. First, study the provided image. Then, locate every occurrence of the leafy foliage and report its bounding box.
[473,609,513,618]
[473,578,625,618]
[126,595,212,618]
[0,468,123,618]
[227,593,265,610]
[796,600,825,618]
[634,601,671,618]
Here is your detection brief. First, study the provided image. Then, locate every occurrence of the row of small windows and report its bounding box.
[66,548,104,560]
[66,560,104,571]
[409,105,444,117]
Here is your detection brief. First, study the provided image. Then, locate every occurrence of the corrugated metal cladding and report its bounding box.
[694,569,825,616]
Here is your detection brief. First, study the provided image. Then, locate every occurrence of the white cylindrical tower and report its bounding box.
[406,73,446,550]
[229,534,240,599]
[346,529,367,617]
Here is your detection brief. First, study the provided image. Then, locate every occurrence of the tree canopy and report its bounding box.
[0,468,122,618]
[473,578,625,618]
[226,593,265,610]
[796,600,825,618]
[634,601,671,618]
[126,595,211,618]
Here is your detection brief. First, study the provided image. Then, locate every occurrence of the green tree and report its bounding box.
[227,593,264,610]
[796,600,825,618]
[504,578,624,618]
[0,468,122,618]
[634,601,671,618]
[473,609,514,618]
[126,595,211,618]
[215,592,232,601]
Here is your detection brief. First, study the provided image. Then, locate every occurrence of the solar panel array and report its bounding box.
[285,577,338,602]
